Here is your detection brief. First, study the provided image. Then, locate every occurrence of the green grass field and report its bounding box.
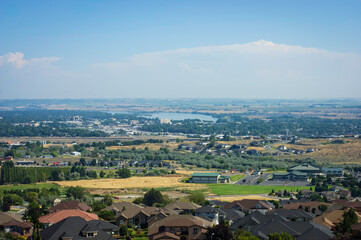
[229,174,245,182]
[208,184,310,195]
[0,182,61,192]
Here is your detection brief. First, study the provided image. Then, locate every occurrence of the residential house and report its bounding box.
[104,201,142,216]
[39,209,99,228]
[148,215,212,240]
[332,199,361,212]
[351,222,361,239]
[48,200,92,213]
[116,206,160,227]
[0,156,13,162]
[71,151,81,156]
[3,221,33,239]
[0,212,23,227]
[314,209,361,229]
[164,202,201,215]
[40,216,118,240]
[195,206,222,225]
[225,199,274,214]
[230,210,333,240]
[283,201,330,216]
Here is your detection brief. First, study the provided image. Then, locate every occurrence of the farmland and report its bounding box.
[54,176,205,190]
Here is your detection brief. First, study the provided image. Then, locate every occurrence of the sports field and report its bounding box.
[208,184,310,195]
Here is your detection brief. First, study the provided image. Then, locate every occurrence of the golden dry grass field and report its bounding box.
[274,138,361,164]
[54,176,206,190]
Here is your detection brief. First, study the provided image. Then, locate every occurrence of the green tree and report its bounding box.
[269,232,294,240]
[234,229,258,240]
[206,221,233,240]
[99,210,115,221]
[79,158,86,166]
[99,170,106,178]
[25,201,42,224]
[340,209,358,233]
[188,191,207,205]
[318,204,328,214]
[3,194,23,211]
[24,192,39,203]
[66,186,88,200]
[143,188,164,206]
[117,168,131,178]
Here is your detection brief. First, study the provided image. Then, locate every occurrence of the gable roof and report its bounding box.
[269,209,315,220]
[40,216,116,240]
[289,164,320,171]
[48,200,91,213]
[0,212,23,225]
[105,201,143,213]
[230,209,333,239]
[3,221,33,229]
[148,215,212,237]
[153,231,180,240]
[225,199,273,210]
[314,209,361,228]
[283,201,329,211]
[39,209,98,224]
[165,202,201,211]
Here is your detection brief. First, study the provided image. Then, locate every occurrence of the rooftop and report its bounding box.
[192,172,220,177]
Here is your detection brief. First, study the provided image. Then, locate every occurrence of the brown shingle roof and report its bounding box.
[164,202,201,211]
[153,232,180,240]
[48,200,91,213]
[0,212,23,225]
[105,201,143,213]
[39,210,98,224]
[225,199,272,210]
[283,201,329,211]
[148,215,212,237]
[314,209,361,228]
[3,221,33,229]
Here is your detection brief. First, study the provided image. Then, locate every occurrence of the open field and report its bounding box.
[54,176,205,190]
[274,138,361,164]
[208,184,310,195]
[175,170,218,175]
[207,195,274,201]
[0,182,60,192]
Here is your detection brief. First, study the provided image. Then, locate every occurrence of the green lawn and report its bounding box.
[208,184,310,195]
[229,174,245,182]
[0,182,61,192]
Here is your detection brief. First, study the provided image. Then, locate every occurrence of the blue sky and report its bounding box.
[0,0,361,99]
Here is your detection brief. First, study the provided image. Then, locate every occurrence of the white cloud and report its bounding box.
[0,52,60,68]
[1,40,361,99]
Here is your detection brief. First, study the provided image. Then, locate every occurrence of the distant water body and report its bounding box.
[144,112,217,122]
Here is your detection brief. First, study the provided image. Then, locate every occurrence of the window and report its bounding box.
[193,228,198,234]
[87,233,94,237]
[170,227,175,231]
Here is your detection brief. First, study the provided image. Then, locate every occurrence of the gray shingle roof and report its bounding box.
[40,216,117,240]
